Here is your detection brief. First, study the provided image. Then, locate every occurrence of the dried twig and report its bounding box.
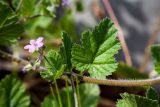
[103,0,132,66]
[139,18,160,72]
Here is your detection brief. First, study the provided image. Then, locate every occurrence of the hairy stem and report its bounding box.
[82,76,160,87]
[2,50,160,87]
[70,75,78,107]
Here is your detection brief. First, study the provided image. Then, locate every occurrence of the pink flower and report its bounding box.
[62,0,70,6]
[24,37,44,53]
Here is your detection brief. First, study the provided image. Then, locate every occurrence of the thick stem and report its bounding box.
[82,76,160,87]
[70,75,78,107]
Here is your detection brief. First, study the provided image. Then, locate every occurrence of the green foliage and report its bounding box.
[40,50,66,81]
[0,2,24,46]
[151,45,160,74]
[71,18,121,79]
[41,83,100,107]
[41,95,58,107]
[0,74,30,107]
[146,87,159,101]
[116,93,159,107]
[115,63,148,79]
[60,32,73,71]
[13,0,60,17]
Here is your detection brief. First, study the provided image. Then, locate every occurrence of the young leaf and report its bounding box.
[151,45,160,74]
[0,74,30,107]
[40,50,66,81]
[146,87,159,101]
[0,2,24,46]
[116,93,159,107]
[71,18,121,79]
[60,32,73,71]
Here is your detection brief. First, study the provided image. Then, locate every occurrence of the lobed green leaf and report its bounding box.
[71,18,121,79]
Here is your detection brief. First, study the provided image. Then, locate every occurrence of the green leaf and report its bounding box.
[19,0,35,17]
[115,63,148,79]
[41,95,58,107]
[151,45,160,74]
[0,2,24,46]
[0,74,30,107]
[116,93,159,107]
[40,50,66,81]
[60,32,73,71]
[146,87,159,101]
[71,18,121,79]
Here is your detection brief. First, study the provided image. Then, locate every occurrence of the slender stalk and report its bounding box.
[76,77,81,107]
[49,84,59,106]
[70,75,78,107]
[65,79,71,107]
[103,0,132,66]
[15,0,23,13]
[54,80,63,107]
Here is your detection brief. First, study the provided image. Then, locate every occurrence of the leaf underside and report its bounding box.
[71,18,121,79]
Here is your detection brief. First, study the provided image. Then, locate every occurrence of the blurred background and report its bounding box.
[1,0,160,107]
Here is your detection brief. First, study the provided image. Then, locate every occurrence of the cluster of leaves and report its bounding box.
[41,18,121,81]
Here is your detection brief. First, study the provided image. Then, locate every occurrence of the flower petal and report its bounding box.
[28,46,36,53]
[24,45,31,49]
[36,37,43,43]
[30,40,36,45]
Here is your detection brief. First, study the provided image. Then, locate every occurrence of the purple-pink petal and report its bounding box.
[30,40,36,45]
[28,46,36,53]
[24,45,31,49]
[36,37,43,43]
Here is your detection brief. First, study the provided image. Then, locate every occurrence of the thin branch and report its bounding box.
[0,50,28,65]
[103,0,132,66]
[139,18,160,72]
